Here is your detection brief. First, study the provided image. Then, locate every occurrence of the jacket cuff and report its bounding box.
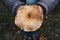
[12,2,25,15]
[2,0,25,16]
[36,2,49,14]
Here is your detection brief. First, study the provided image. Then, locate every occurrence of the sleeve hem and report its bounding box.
[12,2,25,16]
[36,2,49,14]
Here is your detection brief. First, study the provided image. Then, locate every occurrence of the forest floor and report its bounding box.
[0,2,60,40]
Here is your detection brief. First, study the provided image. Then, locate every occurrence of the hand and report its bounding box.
[15,5,43,31]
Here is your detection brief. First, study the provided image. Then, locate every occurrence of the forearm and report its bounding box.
[2,0,25,15]
[36,0,59,14]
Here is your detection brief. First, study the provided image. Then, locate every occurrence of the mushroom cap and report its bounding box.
[15,5,43,32]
